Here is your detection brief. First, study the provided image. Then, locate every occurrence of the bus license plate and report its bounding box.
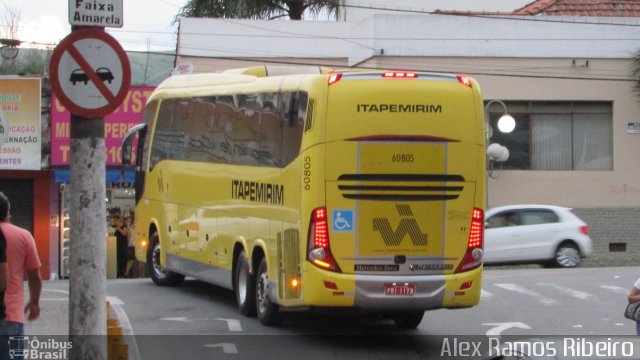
[384,283,416,296]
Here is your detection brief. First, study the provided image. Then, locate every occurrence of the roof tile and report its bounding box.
[512,0,640,16]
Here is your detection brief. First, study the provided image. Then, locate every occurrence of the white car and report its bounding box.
[483,205,593,268]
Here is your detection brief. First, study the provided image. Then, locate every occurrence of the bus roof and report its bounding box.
[156,73,256,91]
[156,65,331,92]
[150,68,476,103]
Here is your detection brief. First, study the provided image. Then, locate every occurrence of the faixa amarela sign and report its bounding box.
[69,0,123,28]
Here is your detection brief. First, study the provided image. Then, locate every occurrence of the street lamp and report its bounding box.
[484,99,514,180]
[485,99,515,140]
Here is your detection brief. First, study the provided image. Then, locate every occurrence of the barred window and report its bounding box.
[487,101,612,170]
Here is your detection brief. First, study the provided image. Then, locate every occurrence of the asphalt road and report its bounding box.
[27,266,640,359]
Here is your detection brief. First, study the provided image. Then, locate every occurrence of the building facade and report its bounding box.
[174,9,640,265]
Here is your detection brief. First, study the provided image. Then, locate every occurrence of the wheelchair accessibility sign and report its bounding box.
[332,210,354,232]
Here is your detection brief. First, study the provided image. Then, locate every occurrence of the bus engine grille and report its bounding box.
[337,174,465,201]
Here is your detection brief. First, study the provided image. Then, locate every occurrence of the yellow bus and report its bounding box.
[122,66,486,328]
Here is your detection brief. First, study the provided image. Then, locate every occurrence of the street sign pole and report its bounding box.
[51,2,128,356]
[67,24,107,360]
[69,113,107,360]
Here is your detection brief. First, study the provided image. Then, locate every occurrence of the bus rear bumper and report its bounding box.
[302,266,482,311]
[354,268,481,310]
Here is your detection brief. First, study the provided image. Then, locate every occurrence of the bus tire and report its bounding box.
[393,311,424,329]
[255,257,279,326]
[235,250,256,316]
[148,232,184,287]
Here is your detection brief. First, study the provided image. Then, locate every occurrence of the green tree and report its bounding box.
[175,0,341,22]
[0,48,51,75]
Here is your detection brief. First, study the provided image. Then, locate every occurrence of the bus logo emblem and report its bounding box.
[373,204,428,246]
[332,210,354,232]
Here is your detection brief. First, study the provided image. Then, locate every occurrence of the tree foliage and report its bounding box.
[174,0,340,23]
[0,49,51,75]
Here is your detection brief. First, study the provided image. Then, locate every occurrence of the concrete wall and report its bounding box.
[340,0,532,21]
[575,208,640,267]
[177,14,640,67]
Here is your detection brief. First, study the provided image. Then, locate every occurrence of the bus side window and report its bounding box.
[150,99,174,169]
[281,91,306,166]
[214,96,237,164]
[185,98,216,163]
[150,98,190,169]
[234,94,260,166]
[140,100,158,171]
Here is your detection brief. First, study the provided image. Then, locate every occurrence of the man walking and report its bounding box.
[0,192,42,359]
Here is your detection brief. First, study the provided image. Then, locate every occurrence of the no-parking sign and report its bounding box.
[49,28,131,119]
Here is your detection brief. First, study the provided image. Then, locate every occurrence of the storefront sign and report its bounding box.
[51,86,154,166]
[0,77,42,170]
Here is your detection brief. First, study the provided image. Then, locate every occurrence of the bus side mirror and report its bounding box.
[121,123,147,167]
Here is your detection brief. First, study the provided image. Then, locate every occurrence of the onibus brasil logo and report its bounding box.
[8,336,72,359]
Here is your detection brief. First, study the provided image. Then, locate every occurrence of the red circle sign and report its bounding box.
[50,28,131,118]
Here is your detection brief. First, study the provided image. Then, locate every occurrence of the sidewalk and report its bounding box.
[24,280,70,336]
[22,280,138,360]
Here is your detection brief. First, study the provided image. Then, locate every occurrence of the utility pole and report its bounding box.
[69,116,107,358]
[49,2,128,358]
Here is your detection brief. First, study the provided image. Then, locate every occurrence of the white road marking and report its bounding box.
[494,283,558,305]
[599,285,628,295]
[215,318,243,332]
[482,322,531,336]
[536,282,596,301]
[43,289,70,295]
[160,316,192,322]
[160,317,242,331]
[204,343,238,354]
[107,295,141,360]
[481,289,494,298]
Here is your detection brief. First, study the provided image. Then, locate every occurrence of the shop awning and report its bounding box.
[54,168,135,185]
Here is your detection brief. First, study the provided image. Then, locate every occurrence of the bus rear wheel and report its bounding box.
[393,311,424,329]
[234,250,256,316]
[255,257,279,326]
[147,233,184,287]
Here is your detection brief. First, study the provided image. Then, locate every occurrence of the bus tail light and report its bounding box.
[455,208,484,273]
[307,207,342,273]
[383,71,417,79]
[457,75,473,88]
[328,73,342,85]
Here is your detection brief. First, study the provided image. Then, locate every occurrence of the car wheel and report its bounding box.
[147,232,185,286]
[235,250,256,316]
[554,243,581,268]
[255,257,279,326]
